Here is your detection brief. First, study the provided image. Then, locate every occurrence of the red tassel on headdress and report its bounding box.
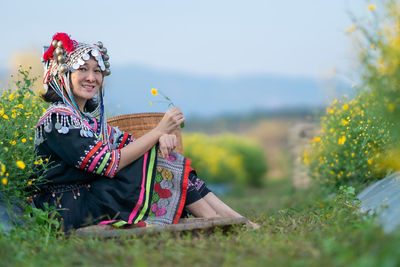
[43,33,78,61]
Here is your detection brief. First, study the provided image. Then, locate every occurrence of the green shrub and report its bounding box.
[183,133,267,186]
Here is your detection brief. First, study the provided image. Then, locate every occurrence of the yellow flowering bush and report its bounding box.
[305,93,391,187]
[183,133,267,186]
[0,67,48,198]
[306,0,400,187]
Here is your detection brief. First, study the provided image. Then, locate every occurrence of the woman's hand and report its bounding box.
[159,134,177,158]
[155,107,185,135]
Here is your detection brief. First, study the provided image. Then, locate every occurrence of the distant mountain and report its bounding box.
[104,64,351,118]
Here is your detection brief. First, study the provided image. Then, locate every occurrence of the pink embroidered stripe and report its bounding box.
[88,145,109,172]
[98,220,117,225]
[128,151,149,224]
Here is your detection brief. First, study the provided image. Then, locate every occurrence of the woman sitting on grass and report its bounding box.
[32,33,258,231]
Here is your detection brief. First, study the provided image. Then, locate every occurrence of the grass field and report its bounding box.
[2,118,399,266]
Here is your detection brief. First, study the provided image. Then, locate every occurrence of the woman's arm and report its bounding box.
[117,107,184,171]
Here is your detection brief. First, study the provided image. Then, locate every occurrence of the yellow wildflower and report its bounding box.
[388,104,395,112]
[8,94,15,101]
[3,114,9,120]
[0,108,4,116]
[149,102,153,106]
[342,119,349,126]
[1,164,5,174]
[151,88,158,96]
[2,178,7,185]
[371,44,376,50]
[367,4,376,11]
[16,160,26,170]
[312,137,321,143]
[338,136,346,145]
[329,129,334,133]
[21,138,26,143]
[345,25,356,34]
[368,159,373,165]
[10,140,16,146]
[342,104,348,111]
[27,181,32,186]
[11,113,16,119]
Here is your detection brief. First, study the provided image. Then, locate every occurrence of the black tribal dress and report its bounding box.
[32,103,200,231]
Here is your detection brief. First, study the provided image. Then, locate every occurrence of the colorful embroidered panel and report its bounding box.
[145,150,189,225]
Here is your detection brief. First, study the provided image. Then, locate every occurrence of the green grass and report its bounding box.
[1,178,400,267]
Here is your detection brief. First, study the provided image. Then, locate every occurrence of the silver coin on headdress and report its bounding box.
[91,49,100,57]
[82,53,90,60]
[72,62,80,70]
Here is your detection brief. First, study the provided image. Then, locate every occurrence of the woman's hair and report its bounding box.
[41,86,98,112]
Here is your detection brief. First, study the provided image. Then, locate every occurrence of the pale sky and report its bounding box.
[0,0,369,78]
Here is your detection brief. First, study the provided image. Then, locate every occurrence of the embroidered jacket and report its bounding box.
[34,103,133,184]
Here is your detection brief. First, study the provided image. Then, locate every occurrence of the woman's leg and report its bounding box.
[202,192,243,218]
[185,198,220,218]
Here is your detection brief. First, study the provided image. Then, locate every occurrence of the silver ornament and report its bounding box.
[78,58,85,65]
[52,40,58,48]
[82,53,90,60]
[103,69,111,76]
[101,47,107,54]
[103,54,109,61]
[91,49,99,57]
[57,41,63,48]
[96,41,103,48]
[59,64,68,73]
[57,55,65,63]
[44,124,52,133]
[55,47,63,56]
[72,62,80,70]
[104,61,110,68]
[61,127,69,134]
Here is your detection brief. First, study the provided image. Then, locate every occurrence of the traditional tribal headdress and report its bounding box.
[42,32,111,143]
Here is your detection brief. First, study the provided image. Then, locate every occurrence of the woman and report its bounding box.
[33,33,255,231]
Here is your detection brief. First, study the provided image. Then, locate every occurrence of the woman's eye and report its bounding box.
[78,67,86,71]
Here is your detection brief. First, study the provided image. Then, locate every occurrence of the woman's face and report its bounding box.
[70,57,103,110]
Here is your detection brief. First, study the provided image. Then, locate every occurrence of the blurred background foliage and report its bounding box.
[183,133,267,186]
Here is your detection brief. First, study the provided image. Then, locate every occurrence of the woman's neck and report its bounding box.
[75,99,86,113]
